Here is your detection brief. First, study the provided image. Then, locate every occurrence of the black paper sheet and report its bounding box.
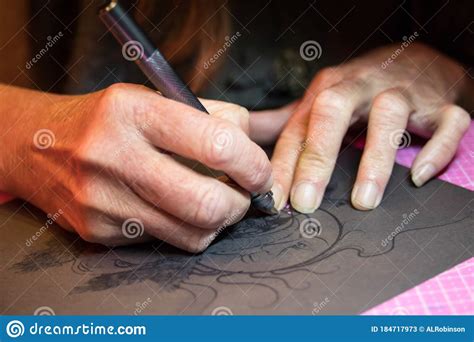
[0,148,472,314]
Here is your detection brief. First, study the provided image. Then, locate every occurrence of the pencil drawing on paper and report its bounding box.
[12,186,471,311]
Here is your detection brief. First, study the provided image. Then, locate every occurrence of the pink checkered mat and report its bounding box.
[0,123,472,315]
[364,121,474,315]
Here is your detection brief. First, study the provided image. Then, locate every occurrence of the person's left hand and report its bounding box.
[251,42,472,213]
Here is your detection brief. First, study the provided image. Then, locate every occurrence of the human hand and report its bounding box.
[0,83,273,252]
[269,43,471,213]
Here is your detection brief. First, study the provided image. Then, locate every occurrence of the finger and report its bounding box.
[411,104,470,187]
[270,68,344,210]
[291,79,369,213]
[133,205,224,253]
[77,184,237,252]
[137,95,272,194]
[121,144,250,229]
[249,101,298,145]
[102,211,222,253]
[142,210,223,253]
[200,98,250,135]
[270,108,310,210]
[352,88,412,210]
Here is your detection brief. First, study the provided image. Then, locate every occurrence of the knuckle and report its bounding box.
[314,88,349,114]
[77,224,110,245]
[298,151,333,176]
[215,103,250,132]
[202,120,239,167]
[101,83,129,104]
[444,105,470,132]
[360,154,393,180]
[366,149,390,168]
[192,184,227,228]
[226,103,250,120]
[99,83,152,127]
[280,121,308,140]
[210,102,249,119]
[315,67,341,84]
[234,105,250,131]
[372,88,409,114]
[436,135,456,155]
[95,84,129,120]
[273,157,296,180]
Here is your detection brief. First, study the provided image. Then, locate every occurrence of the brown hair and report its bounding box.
[135,0,230,92]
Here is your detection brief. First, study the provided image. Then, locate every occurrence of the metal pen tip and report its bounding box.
[250,191,279,215]
[267,207,280,215]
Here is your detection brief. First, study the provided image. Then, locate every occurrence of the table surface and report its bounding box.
[0,123,472,315]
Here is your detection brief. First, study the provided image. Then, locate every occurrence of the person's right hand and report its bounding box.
[0,83,273,252]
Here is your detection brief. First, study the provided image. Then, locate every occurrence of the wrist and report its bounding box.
[0,85,61,194]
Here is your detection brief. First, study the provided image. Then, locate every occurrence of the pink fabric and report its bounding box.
[1,122,472,314]
[364,121,474,315]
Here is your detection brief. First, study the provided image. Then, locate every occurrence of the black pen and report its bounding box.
[99,1,277,215]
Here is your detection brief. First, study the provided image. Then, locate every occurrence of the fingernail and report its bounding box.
[352,180,382,210]
[291,182,321,213]
[271,183,285,210]
[412,163,436,187]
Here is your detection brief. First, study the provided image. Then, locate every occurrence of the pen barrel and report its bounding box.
[138,51,208,112]
[99,2,207,112]
[99,1,275,214]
